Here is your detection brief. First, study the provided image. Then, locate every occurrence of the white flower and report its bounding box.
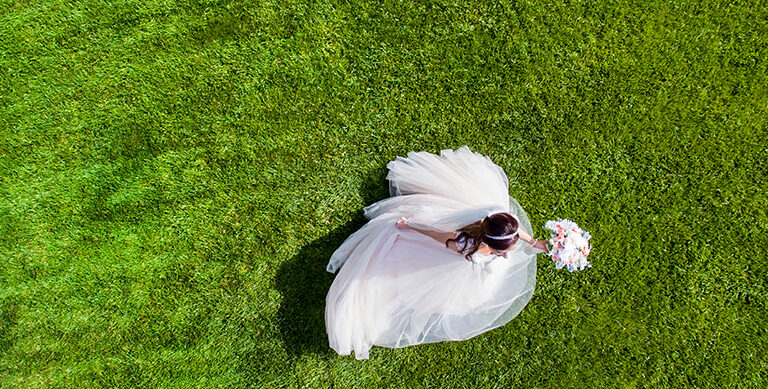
[544,219,592,272]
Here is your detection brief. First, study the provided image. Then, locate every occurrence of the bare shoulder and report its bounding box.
[446,239,461,253]
[475,243,492,255]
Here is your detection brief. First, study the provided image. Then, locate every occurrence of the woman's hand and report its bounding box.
[532,239,549,254]
[395,217,410,230]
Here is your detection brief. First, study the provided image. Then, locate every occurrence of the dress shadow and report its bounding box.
[274,166,389,357]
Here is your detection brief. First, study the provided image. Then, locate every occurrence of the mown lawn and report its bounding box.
[1,0,766,387]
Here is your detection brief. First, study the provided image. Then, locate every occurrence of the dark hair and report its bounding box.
[446,212,519,261]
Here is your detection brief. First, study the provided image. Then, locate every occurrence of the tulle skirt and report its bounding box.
[325,146,538,360]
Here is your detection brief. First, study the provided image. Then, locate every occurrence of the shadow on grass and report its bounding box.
[274,167,389,357]
[273,216,365,357]
[0,296,19,353]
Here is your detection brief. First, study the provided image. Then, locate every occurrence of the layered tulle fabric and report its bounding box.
[325,146,538,360]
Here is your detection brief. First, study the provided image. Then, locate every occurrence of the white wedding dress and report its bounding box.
[325,146,539,359]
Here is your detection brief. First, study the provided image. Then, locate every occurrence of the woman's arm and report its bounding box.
[395,218,461,253]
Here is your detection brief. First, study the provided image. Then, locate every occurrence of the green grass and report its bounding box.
[1,0,766,387]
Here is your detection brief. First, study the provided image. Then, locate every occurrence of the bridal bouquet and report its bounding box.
[544,219,592,272]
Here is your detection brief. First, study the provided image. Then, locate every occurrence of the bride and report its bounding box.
[325,146,549,360]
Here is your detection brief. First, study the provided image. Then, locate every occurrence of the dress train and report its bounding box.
[325,146,538,359]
